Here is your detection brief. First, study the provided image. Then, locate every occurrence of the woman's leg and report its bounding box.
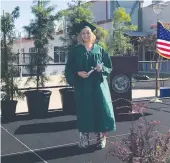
[96,132,106,149]
[78,132,90,148]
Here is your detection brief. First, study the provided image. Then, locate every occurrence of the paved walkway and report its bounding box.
[1,76,160,113]
[15,88,158,113]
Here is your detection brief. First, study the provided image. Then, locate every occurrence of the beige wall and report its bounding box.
[98,21,112,30]
[13,40,34,74]
[13,34,66,75]
[13,40,34,54]
[90,1,107,22]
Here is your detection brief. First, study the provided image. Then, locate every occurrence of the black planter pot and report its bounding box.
[59,88,76,114]
[1,100,18,121]
[24,90,52,117]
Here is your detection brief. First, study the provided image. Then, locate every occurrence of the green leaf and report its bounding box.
[108,7,137,56]
[1,7,20,100]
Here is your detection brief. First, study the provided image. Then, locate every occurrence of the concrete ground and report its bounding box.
[1,99,170,163]
[132,78,170,89]
[16,88,159,113]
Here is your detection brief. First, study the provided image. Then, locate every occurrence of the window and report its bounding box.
[17,48,24,53]
[29,47,37,53]
[24,54,31,64]
[28,47,37,64]
[28,47,36,74]
[54,46,66,63]
[22,48,26,63]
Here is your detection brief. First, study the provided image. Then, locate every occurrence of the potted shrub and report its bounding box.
[23,0,59,117]
[1,7,23,121]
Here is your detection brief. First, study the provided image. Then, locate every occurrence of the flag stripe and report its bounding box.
[157,41,170,47]
[157,39,170,45]
[157,49,170,56]
[157,22,170,59]
[157,47,170,52]
[157,51,170,59]
[157,44,170,50]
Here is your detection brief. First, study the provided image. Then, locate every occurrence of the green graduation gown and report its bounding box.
[65,44,116,133]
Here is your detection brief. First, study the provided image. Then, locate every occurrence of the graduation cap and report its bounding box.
[72,20,96,35]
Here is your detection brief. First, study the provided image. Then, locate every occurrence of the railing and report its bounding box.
[3,60,169,92]
[17,60,170,75]
[138,60,170,74]
[16,52,170,75]
[10,63,67,91]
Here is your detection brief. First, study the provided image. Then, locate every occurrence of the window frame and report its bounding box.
[54,46,66,63]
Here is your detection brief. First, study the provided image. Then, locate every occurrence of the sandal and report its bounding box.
[96,133,106,149]
[78,132,90,148]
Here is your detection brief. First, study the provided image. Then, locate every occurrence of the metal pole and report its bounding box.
[151,16,162,102]
[156,18,159,98]
[155,55,158,97]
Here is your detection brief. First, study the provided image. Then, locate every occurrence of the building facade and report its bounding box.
[140,1,170,73]
[13,0,170,75]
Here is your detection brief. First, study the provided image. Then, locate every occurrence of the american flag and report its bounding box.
[157,21,170,59]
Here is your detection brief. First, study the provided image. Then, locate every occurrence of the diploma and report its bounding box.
[87,67,97,75]
[87,62,103,75]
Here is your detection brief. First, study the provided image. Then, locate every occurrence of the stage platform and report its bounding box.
[1,98,170,163]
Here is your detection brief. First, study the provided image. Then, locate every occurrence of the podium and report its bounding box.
[109,56,138,115]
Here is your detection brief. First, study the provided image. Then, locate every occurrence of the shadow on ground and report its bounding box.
[115,112,152,122]
[14,120,77,134]
[13,111,152,135]
[1,109,75,124]
[1,144,97,163]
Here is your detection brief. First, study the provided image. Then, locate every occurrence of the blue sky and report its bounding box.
[1,0,162,35]
[1,1,69,34]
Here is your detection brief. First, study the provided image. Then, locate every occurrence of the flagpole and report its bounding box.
[150,0,169,103]
[154,20,161,102]
[151,38,162,102]
[151,49,162,103]
[151,13,161,103]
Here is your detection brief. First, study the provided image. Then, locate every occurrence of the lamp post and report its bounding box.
[151,0,168,103]
[152,1,168,15]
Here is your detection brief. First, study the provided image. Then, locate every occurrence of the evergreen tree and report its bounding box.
[24,0,59,89]
[1,7,23,100]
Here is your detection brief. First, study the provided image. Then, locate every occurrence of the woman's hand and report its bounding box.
[77,71,89,78]
[96,64,103,72]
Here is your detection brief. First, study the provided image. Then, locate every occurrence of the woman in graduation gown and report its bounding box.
[65,20,116,149]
